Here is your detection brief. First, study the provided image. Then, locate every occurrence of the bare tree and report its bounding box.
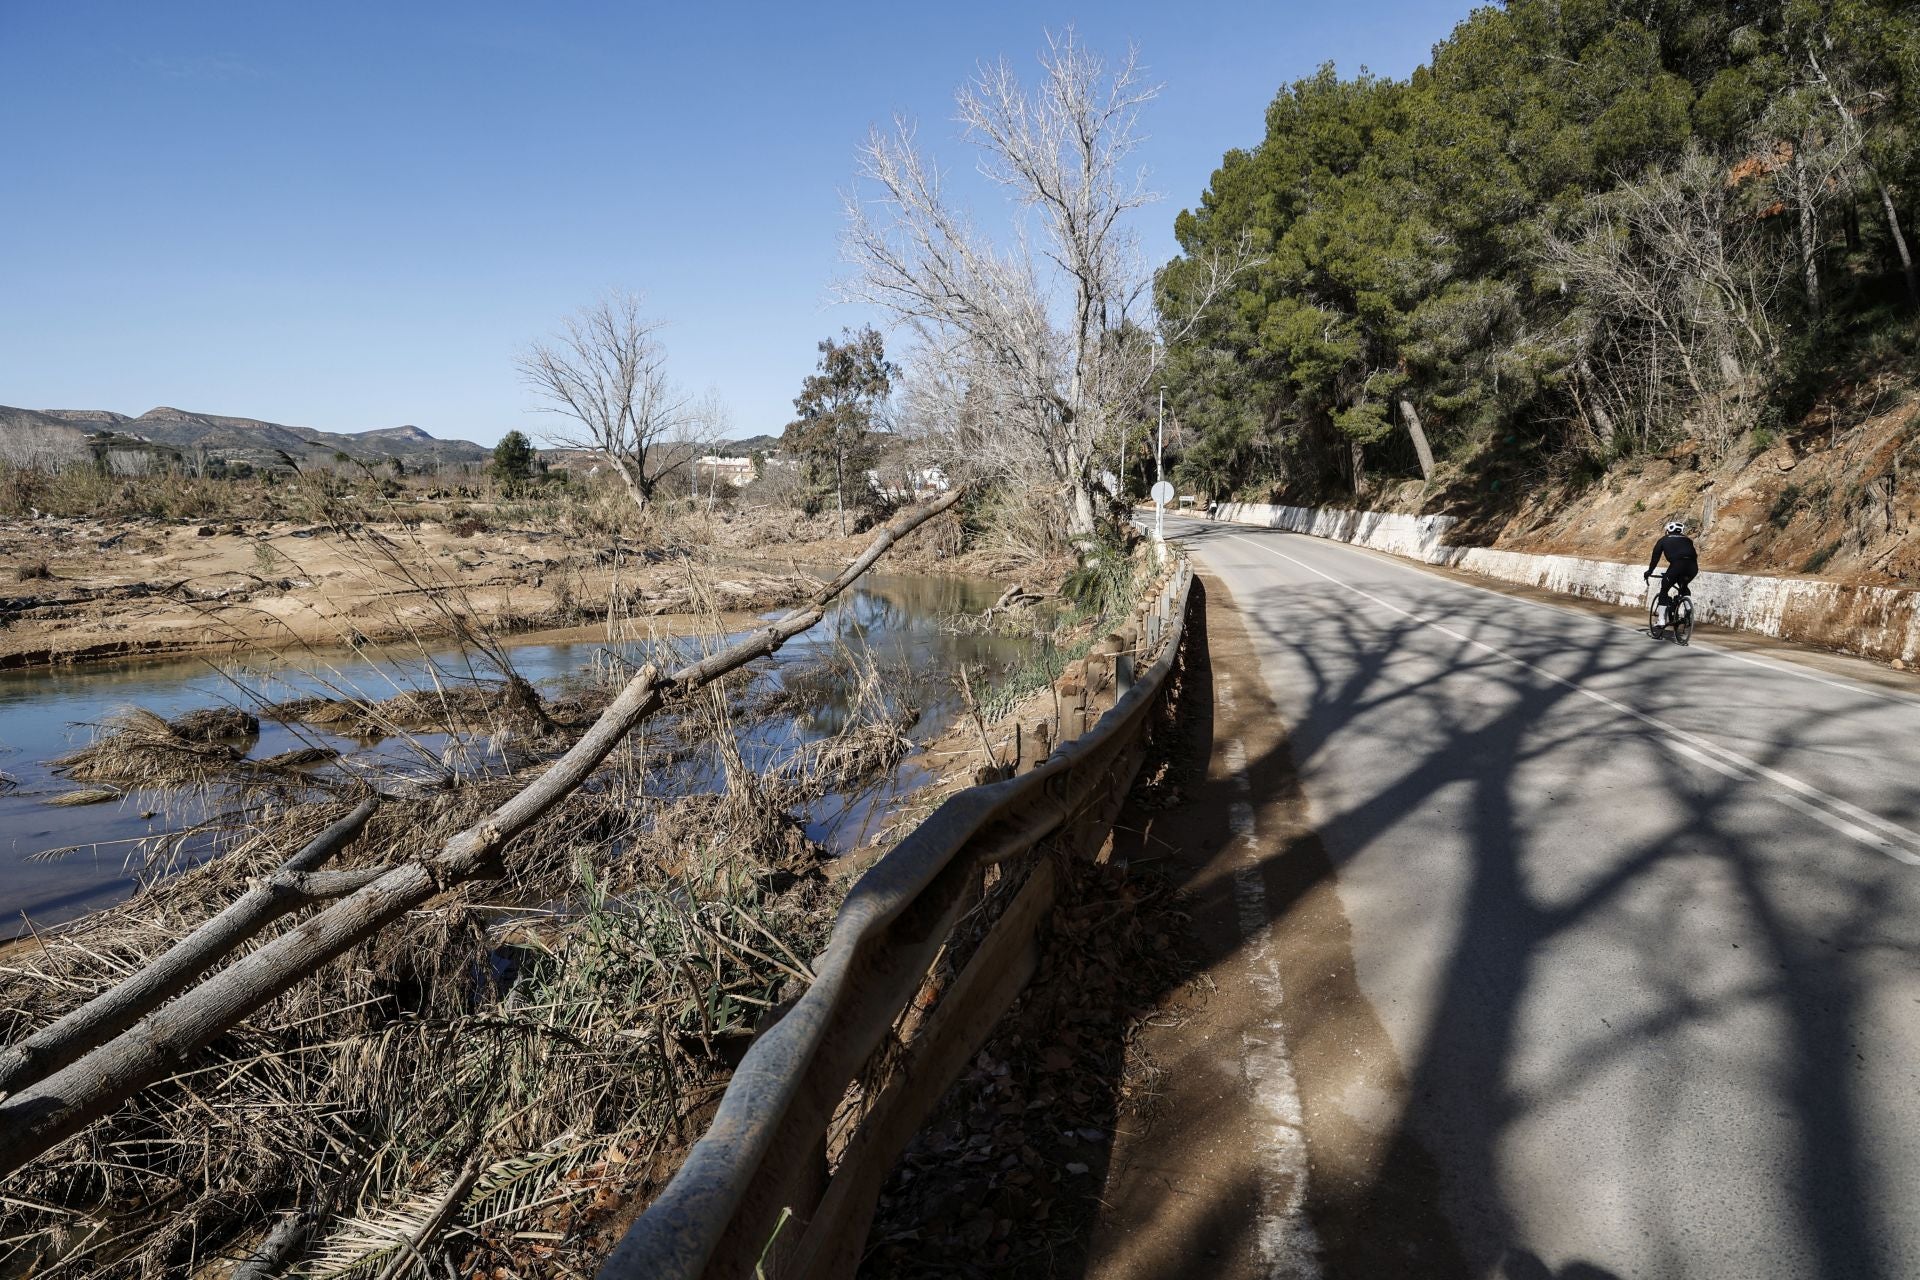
[1804,43,1918,308]
[1544,147,1791,459]
[840,29,1254,544]
[518,293,712,512]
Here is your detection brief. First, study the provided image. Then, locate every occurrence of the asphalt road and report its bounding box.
[1162,515,1920,1280]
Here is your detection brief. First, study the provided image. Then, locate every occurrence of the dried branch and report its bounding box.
[0,797,381,1098]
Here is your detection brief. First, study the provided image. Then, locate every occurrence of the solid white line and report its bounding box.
[1220,531,1920,867]
[1220,733,1325,1279]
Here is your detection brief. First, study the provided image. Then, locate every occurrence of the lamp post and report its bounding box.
[1153,386,1167,543]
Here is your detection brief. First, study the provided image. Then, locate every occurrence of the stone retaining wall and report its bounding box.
[1210,501,1920,666]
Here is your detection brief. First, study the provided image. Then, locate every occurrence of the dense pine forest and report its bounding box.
[1158,0,1920,502]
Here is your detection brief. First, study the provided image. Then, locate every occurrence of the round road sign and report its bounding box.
[1150,480,1175,506]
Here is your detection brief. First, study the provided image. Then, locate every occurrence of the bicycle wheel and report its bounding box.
[1648,591,1664,638]
[1674,597,1695,646]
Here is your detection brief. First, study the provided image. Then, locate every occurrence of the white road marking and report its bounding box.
[1221,531,1920,867]
[1219,734,1325,1278]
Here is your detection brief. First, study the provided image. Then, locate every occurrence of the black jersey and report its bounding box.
[1648,533,1698,574]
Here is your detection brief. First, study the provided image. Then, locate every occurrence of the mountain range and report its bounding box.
[0,405,491,469]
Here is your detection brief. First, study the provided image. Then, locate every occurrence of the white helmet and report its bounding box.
[1665,520,1686,535]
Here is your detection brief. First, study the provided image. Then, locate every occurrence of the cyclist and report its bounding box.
[1644,519,1699,632]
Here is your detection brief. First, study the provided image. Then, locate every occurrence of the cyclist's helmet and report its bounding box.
[1664,520,1686,535]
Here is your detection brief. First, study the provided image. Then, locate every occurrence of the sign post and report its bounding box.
[1150,478,1174,552]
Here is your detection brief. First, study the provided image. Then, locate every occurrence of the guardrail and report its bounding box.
[600,554,1198,1279]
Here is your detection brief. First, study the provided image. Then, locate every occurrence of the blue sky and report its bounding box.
[1,1,1473,446]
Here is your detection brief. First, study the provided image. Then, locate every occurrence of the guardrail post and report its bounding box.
[1058,664,1087,741]
[1087,635,1122,715]
[1017,719,1052,773]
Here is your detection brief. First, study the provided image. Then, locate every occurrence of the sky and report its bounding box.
[0,1,1474,447]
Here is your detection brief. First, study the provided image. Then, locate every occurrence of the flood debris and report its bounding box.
[0,488,982,1279]
[167,706,261,742]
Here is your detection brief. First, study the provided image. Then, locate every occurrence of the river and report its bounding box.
[0,571,1047,931]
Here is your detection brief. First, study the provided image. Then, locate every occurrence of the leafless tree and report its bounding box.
[518,293,715,511]
[840,28,1255,544]
[1544,147,1791,459]
[1804,44,1916,307]
[0,421,88,471]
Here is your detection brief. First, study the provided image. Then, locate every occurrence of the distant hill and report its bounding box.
[723,433,785,456]
[0,405,490,471]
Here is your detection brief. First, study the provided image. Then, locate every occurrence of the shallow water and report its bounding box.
[0,571,1042,931]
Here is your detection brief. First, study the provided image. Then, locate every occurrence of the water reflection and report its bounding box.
[0,571,1046,930]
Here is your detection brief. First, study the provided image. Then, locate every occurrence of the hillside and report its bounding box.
[723,433,784,456]
[1351,377,1920,592]
[0,405,489,470]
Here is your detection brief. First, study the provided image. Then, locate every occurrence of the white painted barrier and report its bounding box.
[1210,501,1920,666]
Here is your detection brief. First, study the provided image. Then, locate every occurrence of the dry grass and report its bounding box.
[1,608,935,1277]
[0,475,1049,1277]
[55,709,252,788]
[41,787,123,807]
[1,721,852,1278]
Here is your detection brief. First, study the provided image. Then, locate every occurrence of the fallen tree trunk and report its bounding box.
[0,795,381,1097]
[0,484,967,1178]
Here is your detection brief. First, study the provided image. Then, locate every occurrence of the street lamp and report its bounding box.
[1153,385,1167,543]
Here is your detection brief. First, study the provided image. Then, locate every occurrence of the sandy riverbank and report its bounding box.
[0,503,1052,670]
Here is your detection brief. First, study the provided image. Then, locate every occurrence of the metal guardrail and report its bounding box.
[599,556,1197,1279]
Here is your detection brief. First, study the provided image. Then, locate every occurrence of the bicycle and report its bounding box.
[1646,570,1695,646]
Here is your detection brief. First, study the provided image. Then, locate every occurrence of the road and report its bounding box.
[1160,514,1920,1280]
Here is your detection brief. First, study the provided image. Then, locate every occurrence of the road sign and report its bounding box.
[1150,480,1175,507]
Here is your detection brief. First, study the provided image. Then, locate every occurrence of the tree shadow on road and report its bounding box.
[1092,524,1917,1280]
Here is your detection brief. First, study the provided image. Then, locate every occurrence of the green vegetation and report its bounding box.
[1159,0,1920,502]
[1804,538,1844,572]
[782,326,895,535]
[489,429,537,494]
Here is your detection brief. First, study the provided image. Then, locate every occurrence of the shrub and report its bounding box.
[1768,484,1803,528]
[1802,540,1841,574]
[1061,531,1140,621]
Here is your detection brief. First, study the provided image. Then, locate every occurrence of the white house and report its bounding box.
[694,455,756,488]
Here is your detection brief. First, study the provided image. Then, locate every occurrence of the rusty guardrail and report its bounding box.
[599,553,1197,1279]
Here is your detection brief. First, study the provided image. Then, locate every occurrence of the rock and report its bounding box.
[168,707,261,742]
[196,525,216,537]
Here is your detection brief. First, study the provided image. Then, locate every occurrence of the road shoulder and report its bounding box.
[1086,571,1467,1280]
